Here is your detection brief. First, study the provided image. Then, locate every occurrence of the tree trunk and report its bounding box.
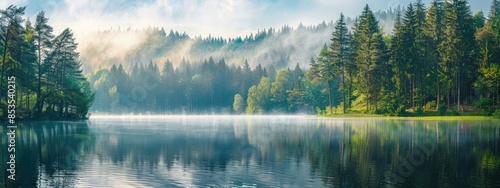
[367,98,370,113]
[412,77,415,110]
[27,92,30,110]
[37,39,42,115]
[446,88,451,109]
[0,26,10,101]
[18,89,22,113]
[59,99,63,117]
[458,82,461,113]
[496,81,499,106]
[436,79,440,111]
[327,80,332,115]
[342,68,346,114]
[348,71,353,109]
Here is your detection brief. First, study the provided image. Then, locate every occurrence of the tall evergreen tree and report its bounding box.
[0,5,25,103]
[425,0,445,110]
[329,13,351,113]
[18,19,37,113]
[309,45,335,114]
[43,28,94,117]
[353,5,386,113]
[441,0,477,111]
[33,11,54,115]
[473,11,486,30]
[414,0,430,108]
[488,0,500,18]
[390,10,407,113]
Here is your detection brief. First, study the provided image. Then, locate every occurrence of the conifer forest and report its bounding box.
[2,0,500,118]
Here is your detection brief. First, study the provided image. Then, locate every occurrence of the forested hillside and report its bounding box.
[89,0,500,116]
[3,0,500,117]
[78,7,404,72]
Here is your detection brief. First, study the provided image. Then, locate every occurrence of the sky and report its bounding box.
[1,0,492,38]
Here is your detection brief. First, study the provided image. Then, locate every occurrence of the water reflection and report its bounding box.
[1,117,499,187]
[1,121,92,187]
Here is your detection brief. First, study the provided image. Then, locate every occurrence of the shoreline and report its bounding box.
[3,114,497,122]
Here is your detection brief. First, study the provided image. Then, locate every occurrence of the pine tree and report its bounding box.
[414,0,430,108]
[353,5,386,113]
[488,0,500,18]
[330,13,351,113]
[0,5,25,103]
[44,28,93,117]
[309,45,335,114]
[441,0,477,111]
[18,19,37,113]
[160,60,175,111]
[287,77,306,112]
[33,11,54,115]
[425,0,445,110]
[390,10,406,113]
[473,11,486,30]
[487,0,500,67]
[400,3,419,109]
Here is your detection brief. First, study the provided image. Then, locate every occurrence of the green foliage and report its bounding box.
[233,94,244,114]
[424,100,437,111]
[415,106,424,116]
[0,5,93,119]
[316,107,323,116]
[330,13,351,113]
[271,69,291,110]
[352,5,387,113]
[473,98,494,109]
[4,1,500,117]
[473,11,486,30]
[473,98,494,115]
[493,109,500,118]
[438,103,447,116]
[286,77,307,112]
[245,77,271,114]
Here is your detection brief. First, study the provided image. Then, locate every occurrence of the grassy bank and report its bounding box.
[318,114,495,121]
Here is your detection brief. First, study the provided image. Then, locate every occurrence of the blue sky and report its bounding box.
[1,0,492,38]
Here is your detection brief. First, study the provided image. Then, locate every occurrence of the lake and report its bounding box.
[1,116,499,187]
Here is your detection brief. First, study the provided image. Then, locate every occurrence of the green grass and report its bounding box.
[318,112,497,120]
[318,115,494,120]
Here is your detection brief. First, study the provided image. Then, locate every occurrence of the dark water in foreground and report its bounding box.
[1,116,499,188]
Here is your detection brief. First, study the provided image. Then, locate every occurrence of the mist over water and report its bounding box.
[2,116,499,187]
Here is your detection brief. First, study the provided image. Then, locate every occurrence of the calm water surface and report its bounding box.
[1,116,499,187]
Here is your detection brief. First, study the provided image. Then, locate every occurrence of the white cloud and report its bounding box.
[5,0,489,40]
[0,0,27,8]
[41,0,264,39]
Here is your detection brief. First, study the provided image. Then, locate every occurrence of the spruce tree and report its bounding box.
[425,0,445,110]
[330,13,351,113]
[353,5,386,113]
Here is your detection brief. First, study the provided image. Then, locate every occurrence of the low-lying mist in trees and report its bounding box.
[89,0,500,116]
[3,0,500,116]
[88,58,328,114]
[78,7,404,73]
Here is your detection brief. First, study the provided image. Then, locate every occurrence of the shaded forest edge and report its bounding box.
[3,0,500,119]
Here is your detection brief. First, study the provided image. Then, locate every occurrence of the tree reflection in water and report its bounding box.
[1,117,499,187]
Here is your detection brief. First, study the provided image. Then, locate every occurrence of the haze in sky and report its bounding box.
[1,0,491,38]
